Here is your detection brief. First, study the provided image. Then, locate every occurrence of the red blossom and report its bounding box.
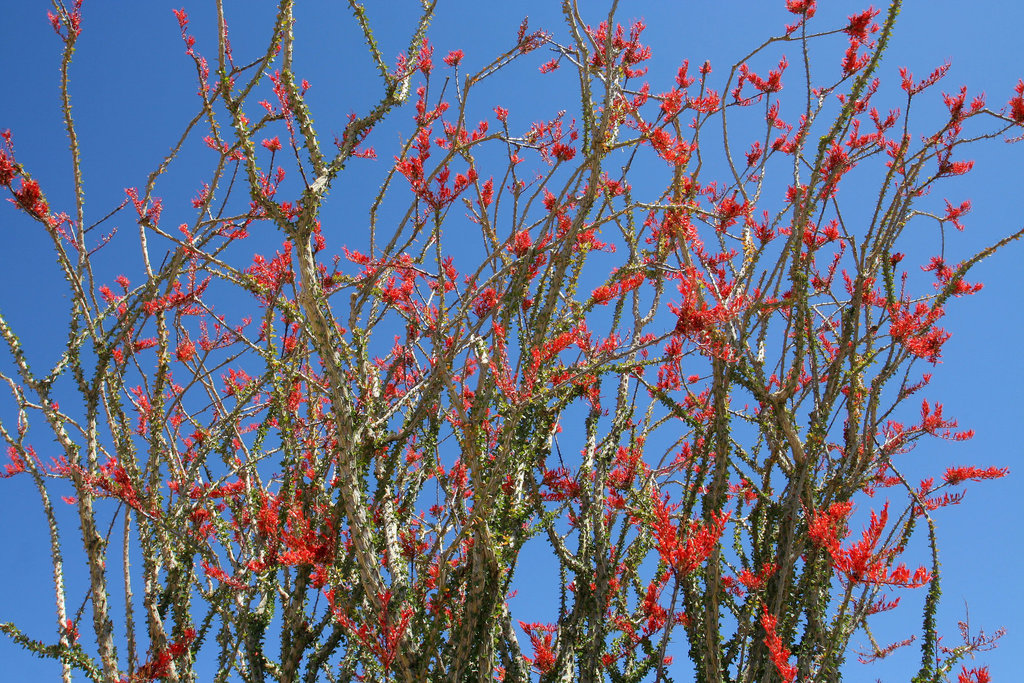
[841,42,871,77]
[144,279,209,315]
[958,666,992,683]
[539,58,559,73]
[845,8,880,43]
[172,8,188,30]
[745,141,763,167]
[48,0,83,40]
[520,622,557,674]
[809,501,931,588]
[808,501,853,558]
[738,57,787,95]
[506,230,531,257]
[650,493,729,577]
[201,560,246,589]
[0,150,15,186]
[176,339,196,362]
[478,177,494,208]
[1009,80,1024,123]
[660,89,684,116]
[591,284,618,304]
[786,0,816,16]
[900,62,951,95]
[333,591,414,670]
[473,287,499,317]
[62,619,79,643]
[0,133,17,187]
[943,465,1008,486]
[443,49,463,66]
[551,142,575,161]
[13,178,49,219]
[417,39,434,74]
[761,609,797,683]
[124,629,196,682]
[888,301,949,363]
[943,198,972,230]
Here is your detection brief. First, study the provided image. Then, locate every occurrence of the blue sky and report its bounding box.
[1,1,1022,680]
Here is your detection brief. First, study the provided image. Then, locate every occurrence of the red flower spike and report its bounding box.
[539,58,559,74]
[845,8,880,44]
[900,62,951,95]
[1008,80,1024,123]
[0,149,16,187]
[520,622,558,674]
[650,493,729,577]
[943,465,1008,486]
[786,0,816,16]
[761,608,798,683]
[958,666,992,683]
[443,49,463,67]
[13,178,50,219]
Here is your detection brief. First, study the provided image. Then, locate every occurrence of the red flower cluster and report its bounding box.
[650,494,729,577]
[122,629,196,682]
[943,465,1008,486]
[809,502,931,588]
[520,622,557,674]
[761,608,797,683]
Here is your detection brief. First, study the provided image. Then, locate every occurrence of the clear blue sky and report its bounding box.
[1,1,1021,680]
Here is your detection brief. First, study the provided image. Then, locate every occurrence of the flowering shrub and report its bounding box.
[0,1,1019,681]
